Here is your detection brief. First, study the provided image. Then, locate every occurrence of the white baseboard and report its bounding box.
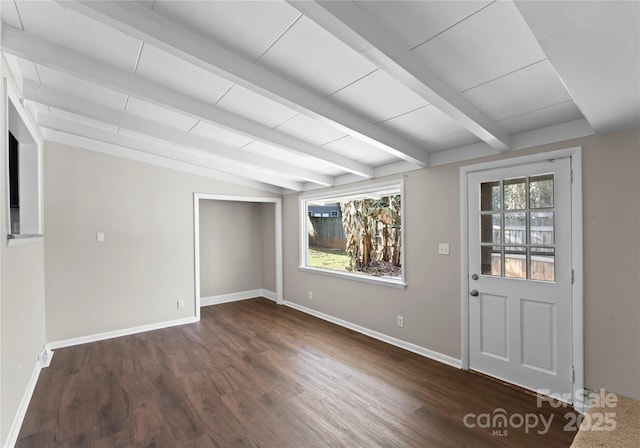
[200,289,276,307]
[283,300,462,369]
[48,288,278,350]
[4,352,50,448]
[260,289,278,302]
[47,316,198,350]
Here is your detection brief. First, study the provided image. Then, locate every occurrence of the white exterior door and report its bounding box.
[468,158,573,399]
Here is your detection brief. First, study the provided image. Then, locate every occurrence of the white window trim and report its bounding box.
[5,77,44,246]
[299,179,406,289]
[459,147,584,413]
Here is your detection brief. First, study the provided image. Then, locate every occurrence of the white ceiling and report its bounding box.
[1,0,638,193]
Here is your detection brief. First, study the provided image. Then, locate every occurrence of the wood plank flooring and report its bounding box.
[17,298,578,447]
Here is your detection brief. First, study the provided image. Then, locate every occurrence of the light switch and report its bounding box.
[96,232,105,242]
[438,243,450,255]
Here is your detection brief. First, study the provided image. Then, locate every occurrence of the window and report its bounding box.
[480,174,555,281]
[300,180,405,288]
[6,84,42,242]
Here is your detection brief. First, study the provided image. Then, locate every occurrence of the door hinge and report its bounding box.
[571,269,574,284]
[570,169,574,184]
[572,366,575,383]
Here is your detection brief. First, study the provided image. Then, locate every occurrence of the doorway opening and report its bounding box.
[193,193,282,320]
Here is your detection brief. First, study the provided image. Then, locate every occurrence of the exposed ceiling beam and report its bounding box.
[515,0,640,135]
[288,0,512,152]
[1,27,346,182]
[38,114,304,191]
[59,0,430,167]
[22,81,311,191]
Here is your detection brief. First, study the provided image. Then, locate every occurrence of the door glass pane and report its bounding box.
[504,178,526,210]
[482,245,502,276]
[530,211,554,245]
[531,247,555,281]
[481,181,501,211]
[504,212,526,244]
[530,174,554,208]
[481,214,501,243]
[476,172,558,283]
[505,246,527,279]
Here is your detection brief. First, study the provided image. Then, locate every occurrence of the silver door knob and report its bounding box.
[471,273,479,280]
[470,289,479,297]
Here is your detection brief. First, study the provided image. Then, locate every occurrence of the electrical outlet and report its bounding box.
[177,300,185,309]
[308,291,313,300]
[397,315,404,328]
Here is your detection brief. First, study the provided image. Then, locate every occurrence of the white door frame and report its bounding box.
[193,193,283,321]
[459,147,584,412]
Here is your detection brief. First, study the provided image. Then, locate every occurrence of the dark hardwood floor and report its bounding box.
[17,298,577,447]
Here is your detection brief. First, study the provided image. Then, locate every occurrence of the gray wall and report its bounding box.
[44,141,278,342]
[1,220,46,444]
[199,200,264,297]
[0,64,47,444]
[581,129,640,400]
[283,128,640,400]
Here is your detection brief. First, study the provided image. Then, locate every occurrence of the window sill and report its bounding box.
[298,266,407,289]
[7,234,43,247]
